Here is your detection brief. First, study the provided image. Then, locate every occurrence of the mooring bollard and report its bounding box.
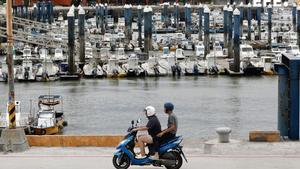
[67,6,75,74]
[137,5,143,47]
[268,4,272,49]
[144,6,152,55]
[223,5,228,47]
[247,2,252,40]
[233,8,240,73]
[228,5,233,58]
[216,127,232,143]
[204,5,210,59]
[78,5,85,69]
[198,3,203,41]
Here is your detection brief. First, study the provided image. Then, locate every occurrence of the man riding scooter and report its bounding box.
[112,104,187,169]
[132,106,161,159]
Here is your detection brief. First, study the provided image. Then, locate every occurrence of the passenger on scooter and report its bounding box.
[131,106,161,159]
[157,102,178,143]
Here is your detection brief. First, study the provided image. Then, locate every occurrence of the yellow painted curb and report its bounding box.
[26,135,124,147]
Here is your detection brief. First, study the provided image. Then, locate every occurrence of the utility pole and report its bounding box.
[0,0,29,152]
[6,0,16,129]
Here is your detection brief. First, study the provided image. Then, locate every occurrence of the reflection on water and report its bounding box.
[0,76,277,140]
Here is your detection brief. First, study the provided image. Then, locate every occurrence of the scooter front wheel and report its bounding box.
[112,154,131,169]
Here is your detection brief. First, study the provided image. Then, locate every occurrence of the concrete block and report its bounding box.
[0,128,29,152]
[249,131,280,142]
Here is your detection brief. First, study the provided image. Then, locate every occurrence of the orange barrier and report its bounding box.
[249,131,280,142]
[26,135,124,147]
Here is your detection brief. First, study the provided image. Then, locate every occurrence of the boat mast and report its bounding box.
[6,0,16,129]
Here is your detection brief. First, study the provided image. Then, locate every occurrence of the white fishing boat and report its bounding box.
[30,95,67,135]
[122,54,145,77]
[22,45,33,59]
[141,55,168,76]
[240,44,264,75]
[15,59,36,81]
[102,56,126,78]
[100,47,110,61]
[183,56,207,75]
[116,48,128,61]
[35,59,59,81]
[195,43,205,58]
[158,47,179,75]
[53,48,66,61]
[39,48,51,60]
[83,60,104,78]
[286,44,300,55]
[85,47,94,59]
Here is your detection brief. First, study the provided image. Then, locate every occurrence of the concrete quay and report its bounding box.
[1,140,300,169]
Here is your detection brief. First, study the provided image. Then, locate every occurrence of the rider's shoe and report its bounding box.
[149,154,159,160]
[136,154,147,159]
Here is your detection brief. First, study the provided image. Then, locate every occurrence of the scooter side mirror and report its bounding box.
[131,120,134,127]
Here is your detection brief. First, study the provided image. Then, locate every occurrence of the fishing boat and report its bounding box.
[15,59,37,81]
[53,48,66,62]
[141,55,168,76]
[116,48,128,61]
[35,59,59,81]
[122,54,145,77]
[195,42,205,58]
[83,60,104,78]
[184,56,207,76]
[240,44,264,75]
[39,48,51,60]
[102,56,126,78]
[30,95,67,135]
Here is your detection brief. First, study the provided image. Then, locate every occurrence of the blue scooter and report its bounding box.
[113,120,187,169]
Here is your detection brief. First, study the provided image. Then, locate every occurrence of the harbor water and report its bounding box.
[0,76,277,140]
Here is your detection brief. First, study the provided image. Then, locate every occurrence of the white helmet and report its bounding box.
[144,106,156,117]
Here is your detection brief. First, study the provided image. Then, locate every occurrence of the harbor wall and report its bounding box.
[26,135,123,147]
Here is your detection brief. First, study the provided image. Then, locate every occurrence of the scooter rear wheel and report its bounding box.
[164,151,183,169]
[112,154,131,169]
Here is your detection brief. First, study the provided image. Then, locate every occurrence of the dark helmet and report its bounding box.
[164,102,174,111]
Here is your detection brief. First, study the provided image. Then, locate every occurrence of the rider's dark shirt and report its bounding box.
[146,115,161,138]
